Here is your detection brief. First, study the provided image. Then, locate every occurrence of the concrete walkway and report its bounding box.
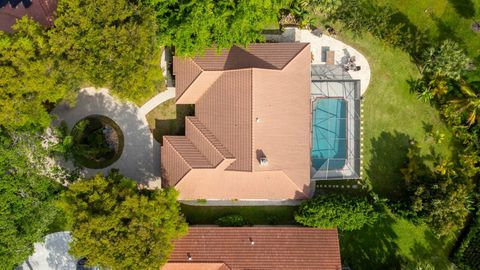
[52,88,161,188]
[138,87,175,115]
[297,29,371,95]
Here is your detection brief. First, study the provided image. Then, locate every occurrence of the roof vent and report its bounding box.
[187,253,192,261]
[249,237,255,245]
[260,157,268,166]
[256,117,260,123]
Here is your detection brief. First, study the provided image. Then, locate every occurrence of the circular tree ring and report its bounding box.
[71,115,124,169]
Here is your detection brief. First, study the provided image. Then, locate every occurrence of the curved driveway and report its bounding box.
[52,88,161,188]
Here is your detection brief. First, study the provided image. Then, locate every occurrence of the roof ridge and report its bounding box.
[164,136,213,169]
[186,116,234,160]
[279,43,310,70]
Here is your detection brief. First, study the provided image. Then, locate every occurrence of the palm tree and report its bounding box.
[449,81,480,126]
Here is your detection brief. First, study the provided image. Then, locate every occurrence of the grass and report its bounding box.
[336,31,454,199]
[181,204,298,225]
[145,99,194,143]
[340,210,456,269]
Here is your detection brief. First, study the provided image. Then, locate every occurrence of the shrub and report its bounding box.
[215,215,246,227]
[295,195,378,231]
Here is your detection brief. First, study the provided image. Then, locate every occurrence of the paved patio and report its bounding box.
[296,28,371,95]
[52,88,161,188]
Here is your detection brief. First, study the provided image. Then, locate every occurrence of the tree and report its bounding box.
[0,17,71,130]
[401,142,471,237]
[60,171,187,270]
[147,0,289,56]
[299,0,343,16]
[0,129,64,269]
[449,81,480,126]
[48,0,164,104]
[422,40,470,81]
[295,195,378,231]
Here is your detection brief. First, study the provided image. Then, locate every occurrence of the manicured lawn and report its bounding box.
[340,210,456,269]
[145,99,194,143]
[338,31,454,199]
[181,204,298,225]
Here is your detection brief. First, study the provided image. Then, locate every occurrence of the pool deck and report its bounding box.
[295,28,371,95]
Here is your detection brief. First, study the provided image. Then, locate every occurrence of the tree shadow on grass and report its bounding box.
[409,230,455,268]
[340,213,401,269]
[365,131,411,199]
[448,0,476,19]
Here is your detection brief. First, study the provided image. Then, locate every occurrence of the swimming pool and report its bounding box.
[311,98,347,170]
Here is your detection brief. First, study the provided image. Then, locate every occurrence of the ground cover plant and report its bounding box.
[70,116,124,169]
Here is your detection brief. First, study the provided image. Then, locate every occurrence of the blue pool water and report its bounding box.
[312,98,347,170]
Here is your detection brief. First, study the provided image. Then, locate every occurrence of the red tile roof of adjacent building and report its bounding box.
[163,43,312,200]
[164,227,342,270]
[0,0,57,33]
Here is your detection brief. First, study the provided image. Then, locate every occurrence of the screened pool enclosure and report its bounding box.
[311,65,362,180]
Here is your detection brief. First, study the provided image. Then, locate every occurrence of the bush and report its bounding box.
[453,211,480,269]
[295,195,378,231]
[215,215,246,227]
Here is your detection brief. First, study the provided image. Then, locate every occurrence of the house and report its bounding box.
[0,0,57,33]
[161,43,312,201]
[164,226,342,270]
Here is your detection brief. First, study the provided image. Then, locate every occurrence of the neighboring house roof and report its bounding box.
[163,43,312,200]
[165,227,342,270]
[0,0,57,33]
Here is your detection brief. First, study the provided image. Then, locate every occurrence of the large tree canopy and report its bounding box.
[0,18,71,130]
[147,0,288,56]
[0,129,63,269]
[49,0,164,104]
[61,171,187,270]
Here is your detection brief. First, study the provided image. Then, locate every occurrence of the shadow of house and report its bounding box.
[153,104,194,144]
[365,131,412,199]
[448,0,476,19]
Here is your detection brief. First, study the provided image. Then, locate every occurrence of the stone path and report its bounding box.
[52,88,161,188]
[138,87,175,115]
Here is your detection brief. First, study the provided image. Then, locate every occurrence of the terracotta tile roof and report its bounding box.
[163,263,230,270]
[0,0,57,33]
[163,136,212,168]
[162,43,312,200]
[193,43,309,71]
[166,227,342,270]
[196,69,253,172]
[173,58,203,100]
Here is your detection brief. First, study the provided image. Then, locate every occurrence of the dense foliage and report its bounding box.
[60,171,187,270]
[146,0,288,56]
[295,195,378,231]
[453,210,480,269]
[49,0,164,104]
[400,141,472,236]
[0,18,71,130]
[70,116,123,169]
[0,129,64,269]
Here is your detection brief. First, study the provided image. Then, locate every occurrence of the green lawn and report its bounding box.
[338,31,454,199]
[145,99,194,143]
[340,210,456,269]
[181,204,297,225]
